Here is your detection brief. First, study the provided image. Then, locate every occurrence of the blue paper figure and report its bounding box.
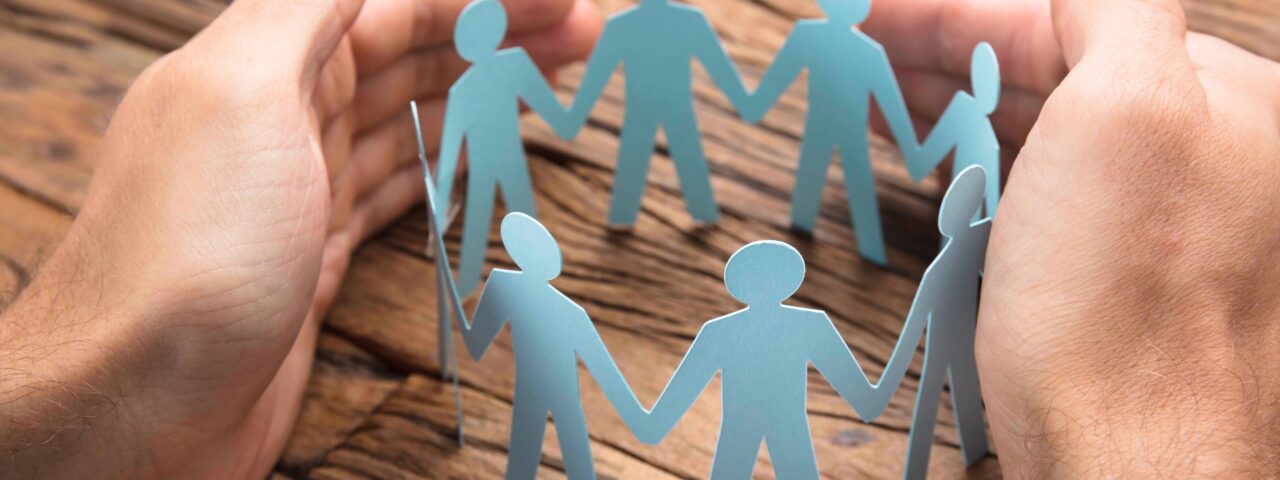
[906,43,1002,219]
[615,240,920,479]
[412,101,468,446]
[740,0,919,266]
[436,0,576,294]
[886,165,992,479]
[565,0,751,227]
[436,211,647,479]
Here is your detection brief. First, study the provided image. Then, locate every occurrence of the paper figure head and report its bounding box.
[971,42,1001,115]
[501,212,562,281]
[939,166,987,236]
[724,240,805,306]
[818,0,870,24]
[456,0,508,62]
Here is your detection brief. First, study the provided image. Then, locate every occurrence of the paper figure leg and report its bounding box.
[663,111,719,223]
[437,275,452,379]
[458,176,497,294]
[708,420,765,480]
[506,397,549,480]
[948,357,989,465]
[764,416,820,480]
[607,118,660,226]
[789,133,835,233]
[840,145,887,266]
[550,403,596,479]
[498,147,539,217]
[903,358,947,480]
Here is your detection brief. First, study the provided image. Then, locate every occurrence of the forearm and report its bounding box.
[981,247,1280,477]
[0,224,159,477]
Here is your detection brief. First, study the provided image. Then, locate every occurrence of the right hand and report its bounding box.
[868,0,1280,475]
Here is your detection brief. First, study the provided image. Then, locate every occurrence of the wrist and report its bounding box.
[985,282,1280,478]
[0,222,162,477]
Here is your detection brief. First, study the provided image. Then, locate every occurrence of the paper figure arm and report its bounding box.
[808,312,881,420]
[742,32,803,123]
[435,87,467,218]
[861,282,932,420]
[566,24,623,138]
[573,307,648,433]
[513,51,575,139]
[692,15,749,113]
[906,99,962,181]
[637,324,719,444]
[867,47,920,162]
[459,272,512,361]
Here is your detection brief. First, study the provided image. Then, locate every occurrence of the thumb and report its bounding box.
[187,0,365,86]
[1051,0,1191,71]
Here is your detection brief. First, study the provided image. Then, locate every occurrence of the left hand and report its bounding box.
[0,0,600,478]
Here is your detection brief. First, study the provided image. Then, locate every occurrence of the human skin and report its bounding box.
[0,0,601,478]
[1,0,1278,478]
[863,0,1280,476]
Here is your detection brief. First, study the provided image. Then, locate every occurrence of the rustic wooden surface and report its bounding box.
[1,0,1276,478]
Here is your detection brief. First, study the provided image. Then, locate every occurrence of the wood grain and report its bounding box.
[0,0,1274,478]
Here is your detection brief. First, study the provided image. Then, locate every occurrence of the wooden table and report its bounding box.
[0,0,1275,478]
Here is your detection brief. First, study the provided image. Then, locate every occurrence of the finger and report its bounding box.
[351,163,427,243]
[1051,0,1191,71]
[353,0,602,132]
[894,67,1047,147]
[350,0,588,76]
[863,0,1066,96]
[192,0,365,87]
[350,99,445,198]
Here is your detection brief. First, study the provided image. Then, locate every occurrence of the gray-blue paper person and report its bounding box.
[413,101,467,445]
[441,212,646,479]
[436,0,577,294]
[615,240,919,479]
[740,0,918,266]
[564,0,751,227]
[906,43,1002,219]
[881,165,993,479]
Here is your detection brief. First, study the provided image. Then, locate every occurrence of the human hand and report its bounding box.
[0,0,600,478]
[869,0,1280,475]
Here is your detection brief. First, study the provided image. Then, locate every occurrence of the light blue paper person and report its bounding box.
[564,0,751,227]
[436,0,577,294]
[906,43,1002,219]
[884,165,993,479]
[412,101,467,445]
[740,0,919,266]
[614,240,921,479]
[436,211,646,479]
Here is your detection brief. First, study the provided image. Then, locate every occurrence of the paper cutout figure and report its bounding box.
[614,240,919,478]
[436,0,576,294]
[564,0,751,227]
[906,43,1002,219]
[740,0,918,266]
[886,165,992,479]
[412,101,468,446]
[434,210,647,479]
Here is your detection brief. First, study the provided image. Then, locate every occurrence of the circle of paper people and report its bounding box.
[414,0,1004,477]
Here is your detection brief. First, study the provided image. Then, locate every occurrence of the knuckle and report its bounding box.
[158,47,300,111]
[1081,68,1205,145]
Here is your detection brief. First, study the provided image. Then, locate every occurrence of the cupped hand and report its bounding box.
[0,0,600,478]
[869,0,1280,475]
